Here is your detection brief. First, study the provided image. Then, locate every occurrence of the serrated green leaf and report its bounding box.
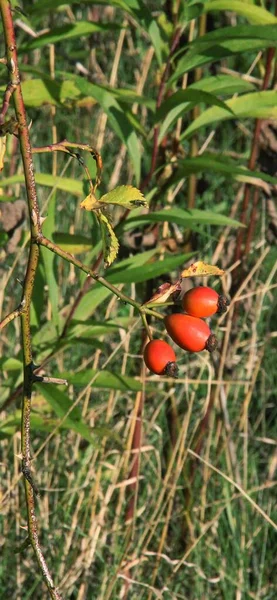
[97,211,119,267]
[99,185,147,210]
[181,91,277,139]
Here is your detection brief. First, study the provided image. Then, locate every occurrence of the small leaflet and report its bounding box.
[96,210,119,267]
[80,192,98,211]
[181,261,224,278]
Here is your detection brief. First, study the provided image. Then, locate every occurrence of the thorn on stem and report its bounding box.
[22,459,40,497]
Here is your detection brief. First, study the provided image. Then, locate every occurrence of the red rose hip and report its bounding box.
[182,286,229,318]
[144,339,178,378]
[164,313,217,353]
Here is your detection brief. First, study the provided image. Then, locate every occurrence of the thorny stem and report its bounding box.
[0,1,62,598]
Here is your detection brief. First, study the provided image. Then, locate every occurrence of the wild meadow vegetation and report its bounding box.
[0,0,277,598]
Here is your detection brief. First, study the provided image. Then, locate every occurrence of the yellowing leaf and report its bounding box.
[181,261,224,278]
[98,185,147,210]
[80,192,99,211]
[143,280,182,306]
[96,210,119,267]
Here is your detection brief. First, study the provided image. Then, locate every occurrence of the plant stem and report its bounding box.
[0,2,62,597]
[38,234,164,321]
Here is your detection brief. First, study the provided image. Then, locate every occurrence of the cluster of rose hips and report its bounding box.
[144,286,229,378]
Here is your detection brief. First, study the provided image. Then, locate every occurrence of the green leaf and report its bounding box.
[156,88,234,141]
[204,1,277,25]
[188,74,255,96]
[168,24,277,85]
[170,154,277,187]
[179,1,204,22]
[21,78,63,107]
[157,89,234,122]
[20,22,121,52]
[124,208,243,230]
[181,91,277,139]
[73,249,158,320]
[18,78,82,107]
[0,357,22,371]
[0,194,17,202]
[0,231,9,245]
[58,369,143,392]
[0,173,84,195]
[107,252,195,284]
[52,232,93,254]
[99,185,147,210]
[35,384,97,444]
[97,210,119,267]
[67,317,134,340]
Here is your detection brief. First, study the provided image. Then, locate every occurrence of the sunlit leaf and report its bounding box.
[0,173,84,195]
[168,24,277,85]
[181,91,277,139]
[99,186,147,210]
[80,192,98,211]
[204,1,277,25]
[181,261,224,278]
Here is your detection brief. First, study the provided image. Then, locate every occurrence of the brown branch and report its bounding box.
[0,2,62,598]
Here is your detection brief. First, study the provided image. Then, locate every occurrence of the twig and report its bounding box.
[38,234,164,321]
[0,304,23,329]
